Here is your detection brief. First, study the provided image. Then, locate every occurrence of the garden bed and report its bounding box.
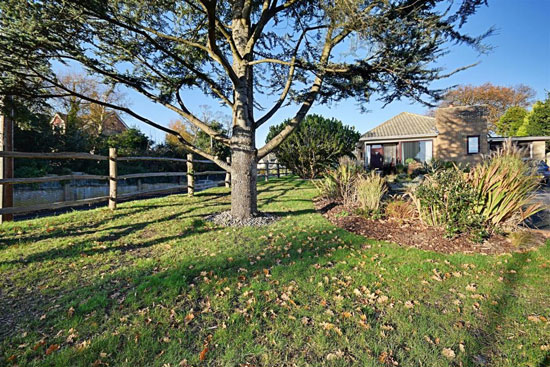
[315,199,546,255]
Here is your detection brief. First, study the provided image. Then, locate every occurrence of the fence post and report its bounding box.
[225,156,231,188]
[109,147,117,210]
[187,153,194,196]
[0,97,14,223]
[265,161,269,182]
[276,162,280,178]
[63,182,72,201]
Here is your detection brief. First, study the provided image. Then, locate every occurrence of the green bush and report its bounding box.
[267,114,360,178]
[409,168,485,238]
[467,140,542,228]
[314,157,364,207]
[356,172,387,213]
[395,164,407,174]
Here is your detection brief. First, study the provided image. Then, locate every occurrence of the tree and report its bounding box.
[438,83,536,131]
[0,0,491,219]
[54,73,129,136]
[516,93,550,137]
[107,128,151,156]
[495,106,528,136]
[11,98,57,177]
[266,114,359,178]
[166,106,231,160]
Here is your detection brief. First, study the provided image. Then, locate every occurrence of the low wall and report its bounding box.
[13,174,224,207]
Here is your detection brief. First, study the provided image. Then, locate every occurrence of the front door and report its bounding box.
[370,145,384,169]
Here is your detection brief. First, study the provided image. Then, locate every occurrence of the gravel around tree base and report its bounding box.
[206,211,279,227]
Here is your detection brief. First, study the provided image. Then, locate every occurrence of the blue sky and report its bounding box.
[95,0,550,146]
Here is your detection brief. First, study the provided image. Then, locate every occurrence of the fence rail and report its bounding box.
[0,149,289,220]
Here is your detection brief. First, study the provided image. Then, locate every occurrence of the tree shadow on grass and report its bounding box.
[0,191,341,348]
[0,192,231,251]
[1,179,310,265]
[463,251,546,366]
[0,209,229,266]
[257,179,310,207]
[0,218,225,339]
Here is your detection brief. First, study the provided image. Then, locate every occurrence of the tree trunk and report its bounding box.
[230,127,257,219]
[230,3,258,220]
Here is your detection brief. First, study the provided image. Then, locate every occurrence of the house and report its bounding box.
[50,111,128,136]
[357,105,550,169]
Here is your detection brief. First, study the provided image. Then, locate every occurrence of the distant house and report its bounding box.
[357,106,550,169]
[50,111,128,136]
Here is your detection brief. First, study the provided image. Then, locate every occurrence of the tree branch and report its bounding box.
[254,25,325,128]
[245,0,304,55]
[257,27,336,159]
[66,53,231,146]
[80,7,235,105]
[23,69,231,171]
[199,0,239,83]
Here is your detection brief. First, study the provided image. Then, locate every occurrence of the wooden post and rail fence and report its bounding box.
[0,149,289,222]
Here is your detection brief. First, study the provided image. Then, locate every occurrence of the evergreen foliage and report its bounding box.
[266,114,359,178]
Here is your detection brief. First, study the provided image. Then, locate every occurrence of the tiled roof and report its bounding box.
[360,112,437,140]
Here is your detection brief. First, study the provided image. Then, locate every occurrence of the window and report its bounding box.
[401,140,433,163]
[467,136,480,154]
[383,144,397,165]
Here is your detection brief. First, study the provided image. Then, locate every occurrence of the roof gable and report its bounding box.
[360,112,437,140]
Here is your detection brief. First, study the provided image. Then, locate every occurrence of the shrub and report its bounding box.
[509,230,534,248]
[407,160,424,176]
[385,199,415,221]
[314,174,339,200]
[356,172,387,212]
[266,114,360,178]
[409,168,485,238]
[467,140,542,228]
[426,159,457,173]
[509,230,544,248]
[395,164,407,174]
[314,157,364,207]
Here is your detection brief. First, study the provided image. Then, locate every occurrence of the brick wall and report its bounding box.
[434,106,488,165]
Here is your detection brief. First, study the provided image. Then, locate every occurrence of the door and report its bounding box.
[370,145,384,169]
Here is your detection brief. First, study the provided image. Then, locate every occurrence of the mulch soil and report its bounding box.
[314,199,547,255]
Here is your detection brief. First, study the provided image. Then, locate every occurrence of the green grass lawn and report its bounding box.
[0,177,549,367]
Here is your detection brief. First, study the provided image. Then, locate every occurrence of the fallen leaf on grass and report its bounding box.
[442,348,455,359]
[527,315,545,323]
[320,322,343,336]
[184,313,195,324]
[199,347,209,361]
[466,284,477,292]
[45,344,60,355]
[326,350,344,360]
[32,340,46,351]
